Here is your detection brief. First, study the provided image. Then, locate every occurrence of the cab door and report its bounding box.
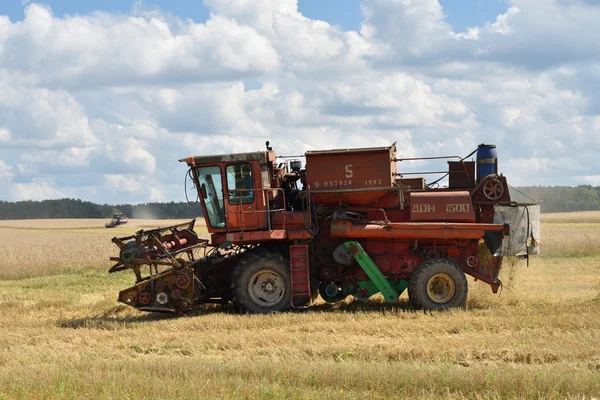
[195,165,226,232]
[224,162,267,232]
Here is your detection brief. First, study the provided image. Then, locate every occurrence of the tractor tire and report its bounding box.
[231,249,292,314]
[408,258,468,311]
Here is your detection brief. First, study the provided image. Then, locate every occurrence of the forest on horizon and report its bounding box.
[1,186,599,219]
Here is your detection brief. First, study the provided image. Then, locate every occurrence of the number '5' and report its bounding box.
[345,164,353,178]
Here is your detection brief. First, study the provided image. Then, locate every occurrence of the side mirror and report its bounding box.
[200,183,208,199]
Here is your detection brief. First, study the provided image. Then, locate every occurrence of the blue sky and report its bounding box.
[1,0,598,202]
[3,0,508,32]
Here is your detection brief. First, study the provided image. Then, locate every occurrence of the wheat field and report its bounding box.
[0,216,599,399]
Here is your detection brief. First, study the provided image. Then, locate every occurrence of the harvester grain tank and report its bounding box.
[109,142,540,314]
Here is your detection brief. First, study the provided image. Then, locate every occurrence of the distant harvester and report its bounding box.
[105,213,128,228]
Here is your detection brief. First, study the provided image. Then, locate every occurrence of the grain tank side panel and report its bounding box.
[306,145,396,192]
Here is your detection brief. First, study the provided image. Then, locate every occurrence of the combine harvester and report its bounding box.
[105,213,128,228]
[109,143,540,314]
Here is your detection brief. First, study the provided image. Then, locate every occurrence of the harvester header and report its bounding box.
[109,142,540,314]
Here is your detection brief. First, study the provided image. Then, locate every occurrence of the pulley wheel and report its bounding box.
[170,288,182,301]
[320,267,335,281]
[482,177,504,200]
[180,298,192,310]
[466,256,479,268]
[138,292,151,305]
[156,292,169,305]
[176,273,191,289]
[423,246,444,260]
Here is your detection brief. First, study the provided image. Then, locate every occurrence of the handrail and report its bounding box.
[276,154,305,158]
[394,171,448,176]
[393,155,462,162]
[393,148,478,188]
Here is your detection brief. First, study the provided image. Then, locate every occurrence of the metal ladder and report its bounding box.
[289,245,311,308]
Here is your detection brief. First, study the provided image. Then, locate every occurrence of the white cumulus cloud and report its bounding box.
[0,0,599,202]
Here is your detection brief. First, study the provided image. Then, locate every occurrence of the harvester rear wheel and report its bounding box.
[408,259,467,311]
[231,250,292,314]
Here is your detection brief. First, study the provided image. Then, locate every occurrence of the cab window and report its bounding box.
[226,163,254,205]
[196,165,225,228]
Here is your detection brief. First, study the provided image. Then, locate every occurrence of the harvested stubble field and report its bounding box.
[0,215,599,399]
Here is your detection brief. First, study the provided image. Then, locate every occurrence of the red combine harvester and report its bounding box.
[109,142,540,314]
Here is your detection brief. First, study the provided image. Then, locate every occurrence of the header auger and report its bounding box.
[109,142,540,314]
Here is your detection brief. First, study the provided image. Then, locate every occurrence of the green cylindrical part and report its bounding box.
[120,249,135,263]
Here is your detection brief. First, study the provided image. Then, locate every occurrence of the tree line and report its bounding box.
[513,185,600,213]
[0,199,203,220]
[0,186,599,219]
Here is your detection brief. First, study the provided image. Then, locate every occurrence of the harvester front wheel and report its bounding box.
[408,259,467,311]
[231,250,292,314]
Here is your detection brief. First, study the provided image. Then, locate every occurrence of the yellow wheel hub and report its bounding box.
[426,273,455,304]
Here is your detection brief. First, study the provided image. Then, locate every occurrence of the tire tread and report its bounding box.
[408,258,468,311]
[231,248,291,314]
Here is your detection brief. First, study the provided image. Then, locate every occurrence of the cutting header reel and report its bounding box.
[109,220,209,313]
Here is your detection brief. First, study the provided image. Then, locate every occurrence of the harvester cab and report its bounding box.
[109,142,540,314]
[185,150,276,233]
